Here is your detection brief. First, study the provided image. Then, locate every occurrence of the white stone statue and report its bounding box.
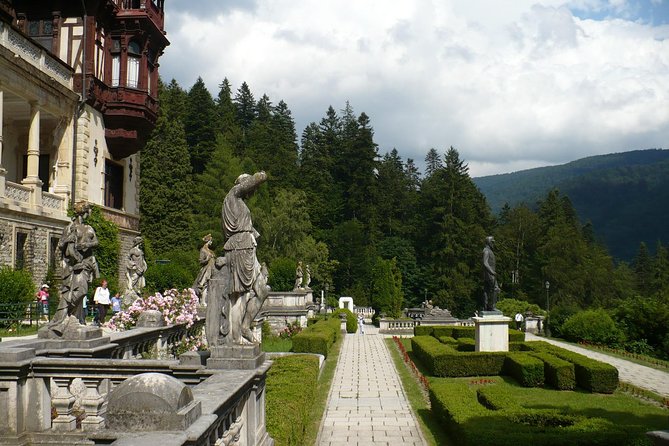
[193,233,215,305]
[123,236,147,307]
[293,261,303,290]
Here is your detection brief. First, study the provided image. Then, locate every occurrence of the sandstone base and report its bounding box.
[473,315,512,352]
[206,344,266,370]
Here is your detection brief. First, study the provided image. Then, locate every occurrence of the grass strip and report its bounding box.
[386,337,454,446]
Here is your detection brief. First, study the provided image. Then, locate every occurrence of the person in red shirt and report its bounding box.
[36,284,50,321]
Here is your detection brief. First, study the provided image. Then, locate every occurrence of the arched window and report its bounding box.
[127,41,141,88]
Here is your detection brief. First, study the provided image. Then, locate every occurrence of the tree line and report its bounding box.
[138,77,668,356]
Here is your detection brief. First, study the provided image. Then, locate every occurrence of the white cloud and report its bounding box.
[162,1,669,176]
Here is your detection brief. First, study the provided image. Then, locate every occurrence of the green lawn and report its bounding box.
[0,324,39,337]
[385,338,454,446]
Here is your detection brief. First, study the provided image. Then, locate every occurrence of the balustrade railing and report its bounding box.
[5,181,31,203]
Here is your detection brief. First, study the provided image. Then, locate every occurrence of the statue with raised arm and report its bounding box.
[482,236,500,312]
[193,233,215,305]
[207,172,270,346]
[123,236,147,306]
[42,201,99,337]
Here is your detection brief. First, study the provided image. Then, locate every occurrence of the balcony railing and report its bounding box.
[0,20,73,89]
[113,0,164,30]
[2,180,67,214]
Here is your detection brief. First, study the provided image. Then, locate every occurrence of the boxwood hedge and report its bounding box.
[530,351,576,390]
[292,317,341,357]
[503,353,545,387]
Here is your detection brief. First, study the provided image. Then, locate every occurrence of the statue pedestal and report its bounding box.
[473,315,512,352]
[38,316,104,340]
[206,344,266,370]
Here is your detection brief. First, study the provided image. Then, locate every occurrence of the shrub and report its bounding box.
[503,353,545,387]
[268,257,297,292]
[412,336,507,377]
[496,298,546,318]
[414,325,434,336]
[292,317,340,357]
[526,342,618,393]
[530,352,575,390]
[508,329,525,342]
[333,308,358,333]
[456,338,476,352]
[0,266,35,305]
[438,336,458,345]
[266,355,319,446]
[108,288,200,331]
[86,205,120,294]
[144,250,199,294]
[561,309,625,347]
[547,304,580,339]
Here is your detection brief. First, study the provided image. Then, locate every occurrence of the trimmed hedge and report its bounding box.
[292,317,340,357]
[530,352,576,390]
[508,329,525,342]
[456,338,475,352]
[438,336,458,345]
[526,342,618,393]
[412,336,507,377]
[266,355,319,445]
[332,308,358,333]
[430,380,634,446]
[414,325,434,336]
[503,353,545,387]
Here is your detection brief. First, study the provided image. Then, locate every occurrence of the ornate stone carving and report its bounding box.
[123,236,147,306]
[5,181,31,202]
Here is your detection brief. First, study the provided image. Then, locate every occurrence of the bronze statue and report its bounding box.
[482,236,500,312]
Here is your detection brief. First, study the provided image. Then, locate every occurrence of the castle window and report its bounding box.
[15,231,28,270]
[111,39,120,86]
[49,236,60,270]
[27,19,54,52]
[104,160,124,210]
[127,41,141,89]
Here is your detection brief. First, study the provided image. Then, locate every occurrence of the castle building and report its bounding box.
[0,0,168,286]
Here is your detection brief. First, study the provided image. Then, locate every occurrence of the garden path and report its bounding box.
[317,323,426,446]
[526,333,669,397]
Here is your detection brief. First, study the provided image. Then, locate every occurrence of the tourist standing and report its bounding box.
[36,285,49,321]
[358,314,365,335]
[111,293,122,314]
[515,312,524,330]
[93,279,111,326]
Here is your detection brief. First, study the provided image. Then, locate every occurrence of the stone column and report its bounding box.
[81,378,106,431]
[0,86,6,197]
[51,377,76,431]
[22,101,42,207]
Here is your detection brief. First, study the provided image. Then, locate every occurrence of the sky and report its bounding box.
[160,0,669,177]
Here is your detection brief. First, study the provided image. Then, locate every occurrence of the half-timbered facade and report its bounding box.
[0,0,168,286]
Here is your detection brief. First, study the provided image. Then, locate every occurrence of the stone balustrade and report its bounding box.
[0,21,73,89]
[379,318,417,334]
[5,180,31,203]
[0,318,271,445]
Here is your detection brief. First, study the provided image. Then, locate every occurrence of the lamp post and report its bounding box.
[544,281,550,312]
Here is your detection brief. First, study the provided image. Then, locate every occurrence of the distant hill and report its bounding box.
[473,149,669,260]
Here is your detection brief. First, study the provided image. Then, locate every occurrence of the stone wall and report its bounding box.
[0,211,66,285]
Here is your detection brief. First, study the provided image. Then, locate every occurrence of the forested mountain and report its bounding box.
[474,149,669,260]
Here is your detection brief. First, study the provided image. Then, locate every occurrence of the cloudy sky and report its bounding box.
[160,0,669,177]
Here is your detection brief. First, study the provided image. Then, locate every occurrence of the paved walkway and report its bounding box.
[317,324,426,446]
[526,333,669,397]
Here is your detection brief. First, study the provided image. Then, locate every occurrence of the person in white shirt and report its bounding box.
[93,279,111,326]
[515,312,524,331]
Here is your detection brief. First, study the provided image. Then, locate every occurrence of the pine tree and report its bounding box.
[140,114,194,256]
[634,242,652,297]
[424,148,443,177]
[184,77,219,174]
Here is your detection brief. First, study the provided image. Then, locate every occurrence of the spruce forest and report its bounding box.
[140,78,669,358]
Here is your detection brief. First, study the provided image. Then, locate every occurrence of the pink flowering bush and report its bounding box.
[108,288,200,331]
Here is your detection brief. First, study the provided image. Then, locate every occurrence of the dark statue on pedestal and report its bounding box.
[482,235,500,312]
[206,172,271,347]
